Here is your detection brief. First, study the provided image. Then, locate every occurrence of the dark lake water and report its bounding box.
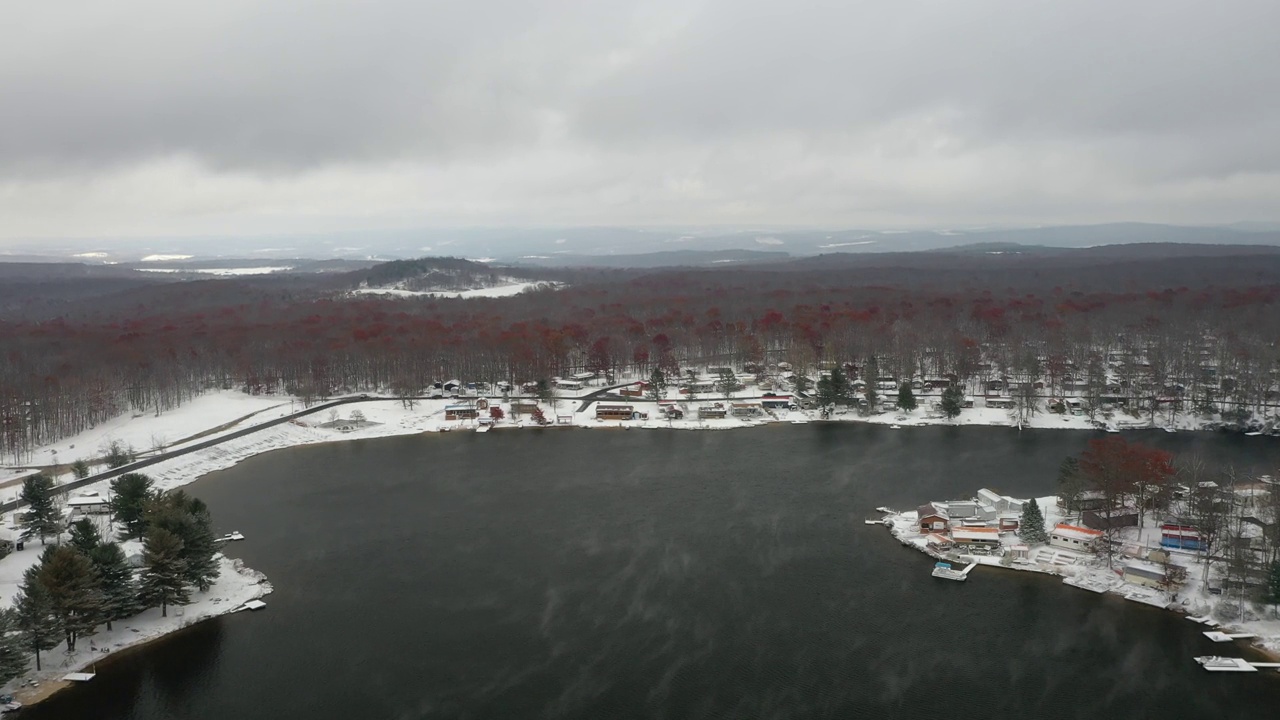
[29,424,1280,719]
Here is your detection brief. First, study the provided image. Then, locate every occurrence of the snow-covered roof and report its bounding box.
[917,502,948,519]
[1051,523,1103,541]
[952,527,1000,541]
[67,494,109,507]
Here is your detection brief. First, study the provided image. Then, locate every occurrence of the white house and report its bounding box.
[66,491,110,516]
[1049,523,1103,552]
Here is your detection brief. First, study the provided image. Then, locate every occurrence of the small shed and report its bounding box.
[1159,524,1203,550]
[1123,564,1168,589]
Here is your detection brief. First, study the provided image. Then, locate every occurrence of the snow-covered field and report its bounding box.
[351,279,552,299]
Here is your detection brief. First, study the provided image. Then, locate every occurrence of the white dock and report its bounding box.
[474,424,491,433]
[231,599,267,613]
[1204,631,1258,643]
[1186,615,1217,625]
[1122,591,1169,609]
[1196,656,1257,672]
[217,531,245,542]
[63,672,96,682]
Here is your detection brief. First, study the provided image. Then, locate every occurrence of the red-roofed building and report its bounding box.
[1050,523,1104,552]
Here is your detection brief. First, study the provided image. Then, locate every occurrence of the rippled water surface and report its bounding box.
[31,424,1280,719]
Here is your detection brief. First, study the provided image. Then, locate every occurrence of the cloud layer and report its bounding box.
[1,0,1278,240]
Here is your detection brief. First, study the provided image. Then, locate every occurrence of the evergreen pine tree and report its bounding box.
[0,609,29,686]
[647,368,667,402]
[14,565,60,671]
[19,473,61,545]
[940,385,965,419]
[69,518,103,554]
[1020,498,1049,544]
[110,472,155,540]
[90,543,140,631]
[38,545,104,653]
[149,492,220,591]
[139,528,191,617]
[71,459,91,479]
[897,382,917,412]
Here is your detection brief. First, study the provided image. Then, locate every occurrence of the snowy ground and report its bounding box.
[351,279,553,299]
[881,498,1280,661]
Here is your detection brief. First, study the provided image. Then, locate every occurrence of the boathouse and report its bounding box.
[918,503,949,533]
[760,395,792,410]
[1049,523,1103,552]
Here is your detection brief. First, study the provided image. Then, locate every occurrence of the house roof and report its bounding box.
[1052,523,1104,541]
[952,527,1000,541]
[1124,564,1166,581]
[924,533,953,545]
[917,503,948,520]
[67,494,108,507]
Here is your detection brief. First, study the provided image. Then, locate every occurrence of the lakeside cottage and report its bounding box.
[698,404,727,419]
[444,403,479,420]
[1049,523,1104,552]
[596,404,638,421]
[67,491,110,516]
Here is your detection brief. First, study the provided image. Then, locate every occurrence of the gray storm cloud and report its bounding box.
[0,0,1277,239]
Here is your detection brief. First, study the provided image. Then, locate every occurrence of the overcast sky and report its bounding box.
[1,0,1278,244]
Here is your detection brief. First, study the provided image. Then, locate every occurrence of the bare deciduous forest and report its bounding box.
[5,243,1280,462]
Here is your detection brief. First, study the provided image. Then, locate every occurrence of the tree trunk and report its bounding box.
[161,601,168,618]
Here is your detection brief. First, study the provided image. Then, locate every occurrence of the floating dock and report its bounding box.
[1204,631,1258,643]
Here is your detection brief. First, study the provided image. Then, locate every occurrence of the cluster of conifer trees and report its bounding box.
[0,473,219,683]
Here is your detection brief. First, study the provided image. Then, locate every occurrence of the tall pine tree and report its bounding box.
[69,518,103,554]
[110,472,155,540]
[1019,498,1049,544]
[140,528,190,617]
[19,473,61,545]
[940,385,965,419]
[1268,560,1280,618]
[897,382,918,412]
[39,546,104,653]
[149,491,220,591]
[0,609,29,686]
[14,566,60,671]
[91,543,140,631]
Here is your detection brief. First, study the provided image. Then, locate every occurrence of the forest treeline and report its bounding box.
[4,248,1280,462]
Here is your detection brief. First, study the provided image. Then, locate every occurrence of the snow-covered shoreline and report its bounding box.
[0,388,1274,706]
[1,555,272,706]
[878,501,1280,663]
